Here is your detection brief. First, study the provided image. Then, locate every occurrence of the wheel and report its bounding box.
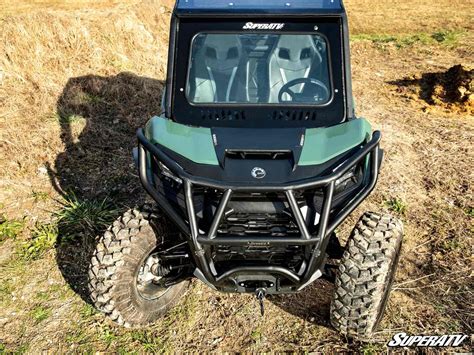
[88,207,190,327]
[330,212,403,340]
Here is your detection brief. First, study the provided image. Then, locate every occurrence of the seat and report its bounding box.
[189,34,247,103]
[268,35,322,103]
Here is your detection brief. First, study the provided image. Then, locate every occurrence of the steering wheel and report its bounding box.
[278,78,330,103]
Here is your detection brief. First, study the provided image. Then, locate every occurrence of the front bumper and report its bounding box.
[137,128,382,293]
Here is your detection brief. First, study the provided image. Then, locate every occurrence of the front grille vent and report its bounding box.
[217,212,300,237]
[225,150,292,160]
[201,109,246,121]
[273,110,318,121]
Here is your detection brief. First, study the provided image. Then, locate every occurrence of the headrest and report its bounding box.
[274,35,320,71]
[201,35,242,72]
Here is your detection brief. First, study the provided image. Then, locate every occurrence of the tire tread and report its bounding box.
[330,212,403,339]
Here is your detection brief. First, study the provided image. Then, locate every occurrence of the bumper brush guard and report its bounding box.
[137,128,382,294]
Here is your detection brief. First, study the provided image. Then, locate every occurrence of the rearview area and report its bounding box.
[186,33,332,105]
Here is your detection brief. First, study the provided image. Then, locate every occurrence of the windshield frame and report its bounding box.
[171,17,347,128]
[185,31,335,107]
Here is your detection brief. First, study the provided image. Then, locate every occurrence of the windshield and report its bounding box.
[186,33,332,105]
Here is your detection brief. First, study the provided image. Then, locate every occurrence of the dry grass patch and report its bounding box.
[0,0,473,352]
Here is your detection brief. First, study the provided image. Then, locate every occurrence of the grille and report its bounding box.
[217,212,300,237]
[272,110,318,121]
[225,150,292,160]
[213,244,303,267]
[201,109,246,121]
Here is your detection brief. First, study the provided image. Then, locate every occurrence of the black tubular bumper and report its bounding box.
[137,128,382,292]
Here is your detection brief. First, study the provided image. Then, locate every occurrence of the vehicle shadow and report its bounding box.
[270,279,335,328]
[49,72,338,325]
[50,72,165,303]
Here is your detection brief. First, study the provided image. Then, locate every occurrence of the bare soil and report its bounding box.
[0,0,472,353]
[392,64,474,114]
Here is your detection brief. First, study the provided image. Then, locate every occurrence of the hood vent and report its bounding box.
[273,110,318,121]
[201,109,246,121]
[225,150,292,160]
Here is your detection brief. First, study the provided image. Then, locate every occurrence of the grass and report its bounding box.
[31,190,50,202]
[385,197,407,215]
[30,305,51,323]
[100,325,119,347]
[0,217,24,243]
[251,327,263,344]
[0,280,14,303]
[465,207,474,217]
[79,303,98,318]
[20,222,57,260]
[351,30,464,48]
[55,193,118,240]
[0,0,472,352]
[130,330,164,353]
[0,343,28,355]
[58,114,86,124]
[361,342,383,355]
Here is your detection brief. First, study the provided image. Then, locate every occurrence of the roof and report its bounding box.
[175,0,344,16]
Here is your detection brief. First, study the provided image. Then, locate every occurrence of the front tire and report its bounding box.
[88,208,189,327]
[330,212,403,340]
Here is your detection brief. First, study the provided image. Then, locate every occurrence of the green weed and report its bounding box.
[352,33,398,44]
[431,30,461,45]
[352,30,463,48]
[31,190,50,202]
[0,217,24,243]
[465,207,474,217]
[59,114,86,124]
[250,327,262,343]
[80,92,105,105]
[20,223,57,260]
[100,325,118,346]
[30,305,51,323]
[385,197,407,215]
[441,236,465,252]
[0,281,13,303]
[35,291,51,301]
[130,330,163,352]
[79,303,97,318]
[361,342,384,354]
[15,344,29,354]
[55,193,118,240]
[65,328,91,345]
[1,343,28,355]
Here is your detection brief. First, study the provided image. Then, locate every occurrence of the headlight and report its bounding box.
[158,162,183,185]
[335,165,360,193]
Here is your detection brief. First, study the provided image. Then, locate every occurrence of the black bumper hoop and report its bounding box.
[137,128,381,292]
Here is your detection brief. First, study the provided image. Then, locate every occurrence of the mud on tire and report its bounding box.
[330,212,403,340]
[88,207,189,327]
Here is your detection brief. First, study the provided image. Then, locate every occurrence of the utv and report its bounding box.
[88,0,403,340]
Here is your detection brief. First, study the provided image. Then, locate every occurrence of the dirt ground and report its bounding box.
[0,0,473,353]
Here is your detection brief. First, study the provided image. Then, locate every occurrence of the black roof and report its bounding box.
[175,0,344,16]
